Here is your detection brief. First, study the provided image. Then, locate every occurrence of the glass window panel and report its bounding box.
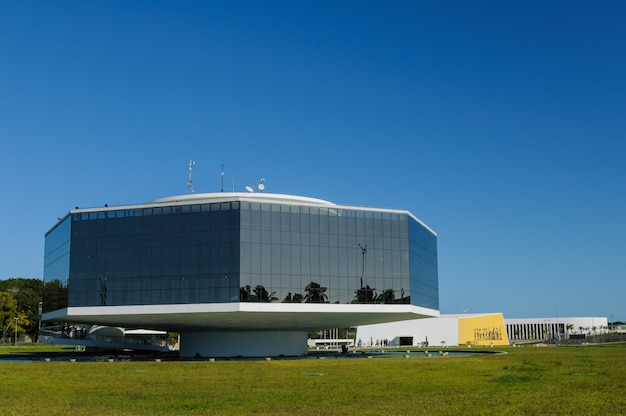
[319,209,328,233]
[310,246,320,274]
[280,207,290,230]
[290,208,301,230]
[271,244,281,274]
[271,230,281,245]
[280,244,291,275]
[319,246,329,277]
[329,246,339,277]
[260,243,271,275]
[290,245,300,276]
[250,243,261,274]
[310,208,319,233]
[329,214,338,235]
[240,242,251,274]
[271,205,281,229]
[300,209,309,233]
[240,205,251,228]
[249,203,261,230]
[260,229,270,244]
[300,246,311,280]
[250,229,261,244]
[220,245,230,274]
[260,204,271,230]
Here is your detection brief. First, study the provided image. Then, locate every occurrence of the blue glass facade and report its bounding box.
[44,196,438,310]
[43,217,71,287]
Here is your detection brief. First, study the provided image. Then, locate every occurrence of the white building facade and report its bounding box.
[356,313,509,348]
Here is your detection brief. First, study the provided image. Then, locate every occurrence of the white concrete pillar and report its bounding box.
[179,330,308,358]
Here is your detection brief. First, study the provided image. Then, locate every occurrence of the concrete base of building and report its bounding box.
[179,330,308,358]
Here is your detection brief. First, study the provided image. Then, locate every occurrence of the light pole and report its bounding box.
[14,316,18,346]
[38,301,43,343]
[555,300,560,343]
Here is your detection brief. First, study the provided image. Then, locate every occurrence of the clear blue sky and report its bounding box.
[1,1,624,321]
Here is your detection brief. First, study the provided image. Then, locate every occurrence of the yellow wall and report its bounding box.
[458,314,509,346]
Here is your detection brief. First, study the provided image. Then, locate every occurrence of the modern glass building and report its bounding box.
[43,193,439,357]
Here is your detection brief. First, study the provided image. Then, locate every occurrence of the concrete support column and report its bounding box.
[179,330,308,358]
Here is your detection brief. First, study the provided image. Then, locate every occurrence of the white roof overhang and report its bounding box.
[43,303,439,332]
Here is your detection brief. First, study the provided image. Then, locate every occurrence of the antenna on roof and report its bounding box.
[187,160,195,193]
[221,164,224,192]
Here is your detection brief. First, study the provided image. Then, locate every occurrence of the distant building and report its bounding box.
[356,313,509,347]
[357,315,611,347]
[43,192,439,357]
[505,317,609,342]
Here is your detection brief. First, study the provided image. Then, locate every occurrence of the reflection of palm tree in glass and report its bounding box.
[253,285,277,302]
[354,286,376,303]
[282,292,304,303]
[303,282,328,303]
[376,288,395,304]
[240,285,277,302]
[240,285,251,301]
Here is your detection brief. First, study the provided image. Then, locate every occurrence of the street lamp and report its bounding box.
[38,301,43,343]
[14,317,18,346]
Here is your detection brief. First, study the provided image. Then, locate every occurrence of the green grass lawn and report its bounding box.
[1,345,625,415]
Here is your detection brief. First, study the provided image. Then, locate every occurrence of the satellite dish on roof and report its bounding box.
[246,177,266,193]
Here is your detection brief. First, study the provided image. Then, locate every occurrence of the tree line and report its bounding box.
[0,278,67,342]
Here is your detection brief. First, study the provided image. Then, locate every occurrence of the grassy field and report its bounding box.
[1,345,625,415]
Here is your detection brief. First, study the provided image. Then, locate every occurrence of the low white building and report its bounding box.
[505,317,609,342]
[356,313,509,348]
[356,314,610,347]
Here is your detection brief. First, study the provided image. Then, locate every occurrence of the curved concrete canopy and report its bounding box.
[43,303,439,333]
